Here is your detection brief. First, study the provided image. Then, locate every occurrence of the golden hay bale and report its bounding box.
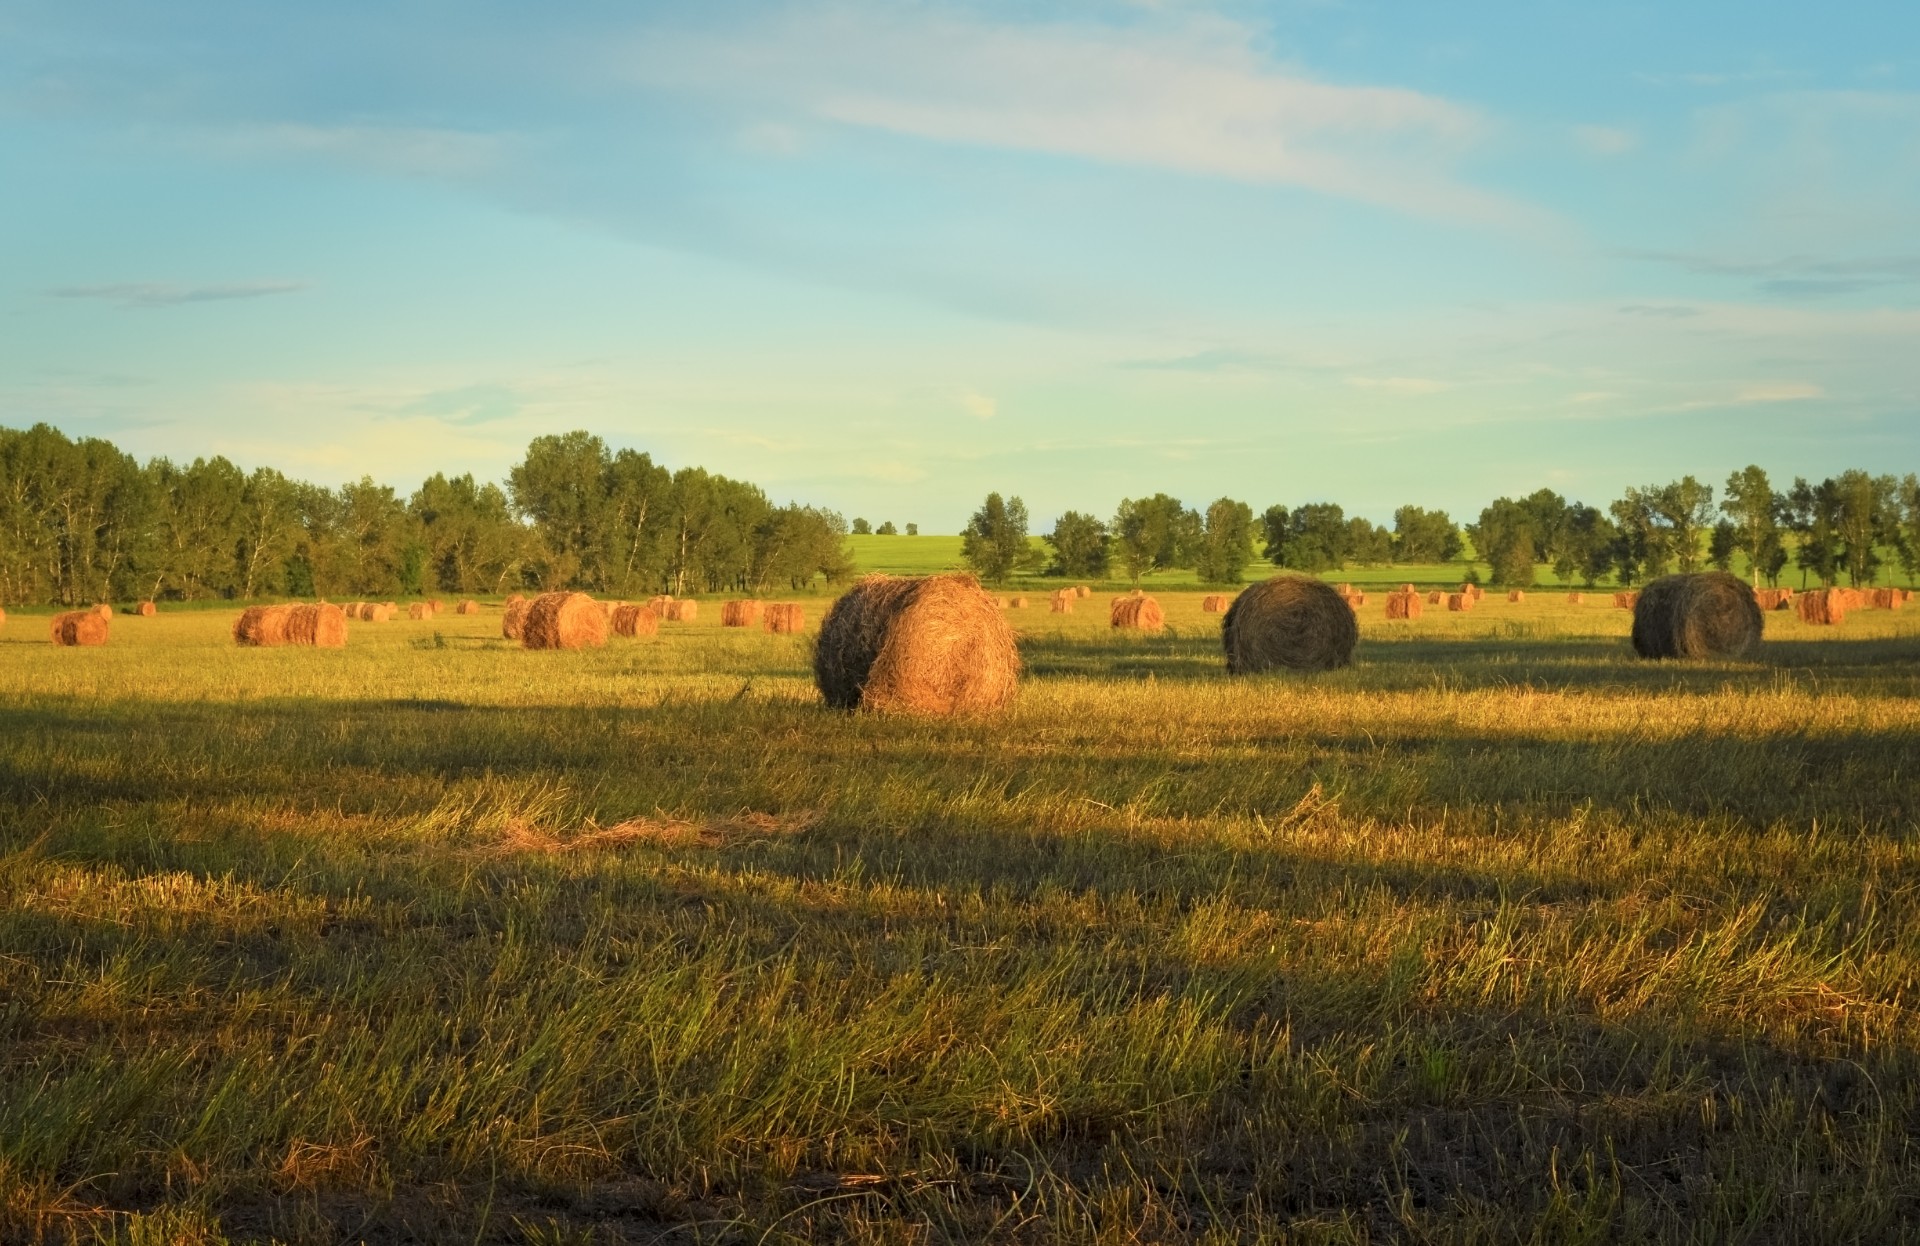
[721,600,764,627]
[233,605,292,646]
[1400,583,1415,594]
[1110,594,1165,631]
[1385,590,1423,620]
[813,573,1019,715]
[1613,591,1638,610]
[648,595,673,615]
[1347,592,1367,607]
[1631,572,1762,660]
[368,604,393,622]
[1447,593,1468,612]
[1427,590,1444,605]
[1050,590,1075,613]
[1507,590,1526,603]
[1201,594,1230,613]
[283,603,348,648]
[611,602,661,637]
[1074,585,1091,598]
[92,603,113,621]
[665,599,698,622]
[521,591,608,650]
[1567,592,1584,605]
[501,596,532,640]
[1796,589,1845,625]
[505,593,526,607]
[1337,583,1353,595]
[1008,596,1028,609]
[1871,588,1902,610]
[138,600,156,617]
[0,606,7,628]
[407,602,430,620]
[457,599,481,615]
[764,603,806,633]
[1222,576,1357,673]
[51,610,109,646]
[428,600,444,614]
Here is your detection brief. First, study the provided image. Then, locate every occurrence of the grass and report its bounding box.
[3,594,1920,1243]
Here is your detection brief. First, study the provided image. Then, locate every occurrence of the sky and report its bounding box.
[2,0,1917,531]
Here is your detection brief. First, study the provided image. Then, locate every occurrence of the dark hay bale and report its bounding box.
[51,610,109,646]
[612,603,661,637]
[1871,588,1902,609]
[1050,590,1074,613]
[521,592,608,650]
[1222,576,1357,674]
[1110,594,1164,631]
[721,600,763,627]
[233,605,292,646]
[665,600,698,622]
[813,573,1019,715]
[1630,572,1762,660]
[1796,590,1844,625]
[284,603,348,648]
[764,603,806,633]
[1008,596,1028,609]
[502,597,533,640]
[457,600,481,615]
[1202,594,1230,613]
[1385,590,1422,620]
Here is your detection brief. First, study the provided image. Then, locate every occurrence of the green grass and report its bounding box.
[3,596,1920,1243]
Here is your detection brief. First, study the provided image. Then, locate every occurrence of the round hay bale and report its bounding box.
[457,599,481,615]
[1110,594,1164,631]
[428,600,444,614]
[665,599,698,622]
[1201,594,1230,613]
[1008,596,1028,609]
[1567,592,1584,605]
[1074,585,1091,598]
[1222,576,1357,674]
[1347,592,1367,608]
[611,603,661,637]
[1385,589,1422,620]
[1795,589,1844,625]
[501,596,532,640]
[407,602,431,620]
[1613,591,1639,611]
[521,591,608,650]
[92,603,113,621]
[1337,583,1353,596]
[505,593,526,608]
[1049,589,1074,613]
[1630,572,1762,660]
[764,602,806,633]
[721,600,764,627]
[233,604,292,646]
[1400,583,1415,594]
[51,610,109,646]
[283,603,348,648]
[1507,590,1526,603]
[0,606,7,629]
[1427,590,1443,605]
[138,600,156,617]
[813,574,1019,715]
[648,595,673,615]
[1447,593,1468,612]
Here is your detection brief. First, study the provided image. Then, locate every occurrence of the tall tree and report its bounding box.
[1720,465,1780,587]
[1111,494,1198,583]
[1648,476,1715,574]
[1194,497,1256,583]
[1045,511,1110,579]
[1391,506,1462,563]
[961,492,1033,583]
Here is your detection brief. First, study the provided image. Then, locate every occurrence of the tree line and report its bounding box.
[0,424,852,606]
[961,466,1920,587]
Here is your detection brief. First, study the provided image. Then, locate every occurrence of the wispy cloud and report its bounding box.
[45,281,306,308]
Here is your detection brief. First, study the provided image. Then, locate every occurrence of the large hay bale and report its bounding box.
[1050,590,1075,613]
[721,600,764,627]
[813,573,1018,714]
[1630,572,1763,660]
[366,604,392,622]
[457,599,480,615]
[611,603,661,637]
[1796,590,1844,625]
[1386,590,1422,620]
[408,602,431,620]
[764,603,806,633]
[283,603,348,648]
[521,591,608,650]
[1222,575,1357,673]
[1507,590,1526,603]
[1871,588,1902,610]
[51,610,109,646]
[1110,594,1164,631]
[501,596,533,640]
[665,599,698,622]
[648,595,673,615]
[1447,593,1468,612]
[138,600,156,617]
[1201,594,1230,613]
[233,605,292,646]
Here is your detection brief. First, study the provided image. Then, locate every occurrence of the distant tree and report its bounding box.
[145,455,244,601]
[1832,469,1899,585]
[1720,465,1780,587]
[1344,516,1394,566]
[1899,475,1920,583]
[1263,502,1348,572]
[1608,488,1667,585]
[1111,494,1199,583]
[1470,497,1539,587]
[1391,506,1462,563]
[905,523,919,536]
[962,492,1034,583]
[752,505,853,590]
[1259,505,1289,565]
[875,520,897,535]
[1045,510,1110,579]
[1783,477,1841,588]
[1708,521,1738,573]
[851,517,872,535]
[1194,497,1256,583]
[1561,504,1618,586]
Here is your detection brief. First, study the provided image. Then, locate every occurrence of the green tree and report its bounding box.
[875,521,897,536]
[1263,502,1349,572]
[509,431,614,589]
[1720,465,1780,587]
[1470,497,1539,587]
[1832,470,1899,585]
[1391,506,1462,563]
[1194,497,1256,583]
[1045,511,1110,579]
[1898,475,1920,584]
[1708,521,1738,573]
[851,517,872,535]
[1111,494,1198,583]
[962,492,1034,583]
[1782,477,1842,588]
[905,523,919,536]
[412,472,525,594]
[145,456,245,600]
[1649,476,1715,573]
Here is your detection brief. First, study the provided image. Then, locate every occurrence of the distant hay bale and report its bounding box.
[648,595,673,616]
[408,603,431,620]
[611,602,661,637]
[1386,589,1423,620]
[0,606,7,628]
[1008,596,1028,608]
[1756,588,1793,611]
[428,600,444,614]
[1050,590,1075,613]
[457,599,480,615]
[1110,594,1165,631]
[1074,585,1091,598]
[51,610,109,646]
[283,603,348,648]
[1427,591,1444,605]
[1347,592,1367,607]
[1567,592,1584,605]
[1871,588,1902,610]
[1613,592,1638,610]
[505,593,526,608]
[233,605,292,646]
[521,591,608,650]
[1337,583,1352,596]
[665,599,698,622]
[993,595,1009,609]
[764,603,806,633]
[1630,572,1763,660]
[1796,589,1845,625]
[813,573,1019,714]
[502,596,533,640]
[1201,594,1230,613]
[721,600,764,627]
[1507,590,1526,603]
[92,603,113,621]
[1447,593,1468,612]
[1222,575,1357,673]
[138,600,156,617]
[365,603,392,622]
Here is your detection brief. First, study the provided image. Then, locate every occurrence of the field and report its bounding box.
[4,593,1920,1244]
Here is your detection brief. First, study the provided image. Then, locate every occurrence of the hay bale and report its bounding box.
[1613,592,1638,610]
[1871,588,1902,610]
[521,591,608,650]
[1222,575,1357,673]
[1201,594,1230,613]
[648,595,673,615]
[1347,592,1366,607]
[1796,589,1845,625]
[1074,585,1091,598]
[1630,572,1763,660]
[505,593,526,608]
[1110,594,1165,631]
[428,600,444,614]
[764,603,806,633]
[403,602,427,620]
[611,602,661,637]
[0,606,7,629]
[92,603,112,621]
[1447,593,1468,612]
[138,600,156,617]
[502,596,533,640]
[283,603,348,648]
[1386,590,1423,620]
[665,599,698,622]
[1008,596,1028,609]
[233,605,292,646]
[721,600,764,627]
[1337,583,1353,596]
[1427,590,1443,605]
[813,573,1019,714]
[457,599,481,615]
[1567,592,1583,605]
[1050,590,1075,613]
[1507,590,1525,604]
[51,610,109,646]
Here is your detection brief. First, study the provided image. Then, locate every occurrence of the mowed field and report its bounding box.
[4,594,1920,1244]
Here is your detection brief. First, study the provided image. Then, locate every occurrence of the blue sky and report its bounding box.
[2,1,1917,530]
